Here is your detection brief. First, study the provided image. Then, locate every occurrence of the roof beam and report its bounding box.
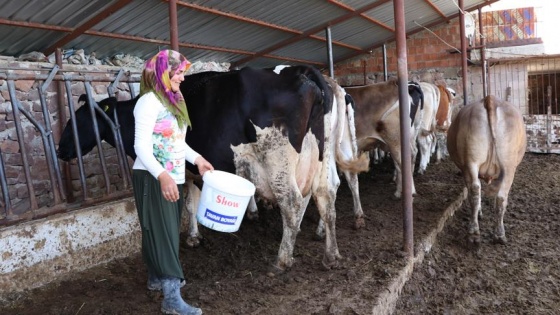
[0,19,322,65]
[232,0,392,68]
[328,0,394,32]
[43,0,133,56]
[172,0,363,52]
[422,0,450,22]
[0,18,73,32]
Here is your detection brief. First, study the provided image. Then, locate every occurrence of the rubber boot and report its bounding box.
[148,272,186,291]
[161,276,202,315]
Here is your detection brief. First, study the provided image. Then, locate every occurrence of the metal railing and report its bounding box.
[0,65,140,227]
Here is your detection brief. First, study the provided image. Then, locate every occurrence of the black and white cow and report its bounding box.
[57,66,368,273]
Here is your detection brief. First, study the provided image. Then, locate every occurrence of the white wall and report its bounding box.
[0,199,141,296]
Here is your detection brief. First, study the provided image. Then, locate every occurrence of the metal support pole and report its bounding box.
[169,0,179,51]
[325,27,334,78]
[383,44,388,81]
[459,0,469,105]
[478,8,488,98]
[547,85,552,153]
[393,0,413,258]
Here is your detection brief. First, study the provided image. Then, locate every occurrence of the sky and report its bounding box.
[483,0,560,54]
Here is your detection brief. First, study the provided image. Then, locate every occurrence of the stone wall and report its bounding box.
[525,114,560,153]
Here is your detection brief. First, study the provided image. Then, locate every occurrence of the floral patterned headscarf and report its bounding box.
[140,50,192,129]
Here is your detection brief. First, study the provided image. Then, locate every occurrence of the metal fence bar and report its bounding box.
[106,69,132,188]
[7,80,39,210]
[84,80,111,195]
[38,66,66,203]
[1,73,140,83]
[63,78,88,200]
[107,69,124,98]
[128,82,137,98]
[91,99,132,190]
[0,147,12,218]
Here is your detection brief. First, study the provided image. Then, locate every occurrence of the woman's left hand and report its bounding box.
[158,171,179,202]
[194,156,214,176]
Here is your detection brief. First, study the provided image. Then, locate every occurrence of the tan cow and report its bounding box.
[344,80,423,198]
[447,95,526,245]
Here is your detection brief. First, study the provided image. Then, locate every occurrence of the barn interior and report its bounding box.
[1,1,559,313]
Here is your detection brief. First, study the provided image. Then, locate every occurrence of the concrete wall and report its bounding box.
[0,198,140,296]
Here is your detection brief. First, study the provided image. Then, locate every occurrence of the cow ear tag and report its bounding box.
[103,105,109,112]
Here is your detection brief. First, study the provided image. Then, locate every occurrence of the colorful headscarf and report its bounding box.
[140,50,192,129]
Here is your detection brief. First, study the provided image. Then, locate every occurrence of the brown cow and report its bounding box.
[344,80,423,198]
[447,95,526,245]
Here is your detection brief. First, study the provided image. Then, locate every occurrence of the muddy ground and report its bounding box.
[1,153,558,315]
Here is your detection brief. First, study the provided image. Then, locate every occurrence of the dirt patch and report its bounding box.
[396,152,560,314]
[1,153,558,315]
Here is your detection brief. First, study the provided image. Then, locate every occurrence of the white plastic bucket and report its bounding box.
[196,170,256,232]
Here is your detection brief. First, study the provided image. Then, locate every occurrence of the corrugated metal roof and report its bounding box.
[0,0,500,70]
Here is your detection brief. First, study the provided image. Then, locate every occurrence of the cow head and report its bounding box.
[57,95,116,161]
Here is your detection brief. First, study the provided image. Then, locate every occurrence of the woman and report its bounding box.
[132,50,213,315]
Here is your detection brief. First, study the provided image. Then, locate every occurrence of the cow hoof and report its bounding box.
[493,235,507,245]
[353,217,366,230]
[266,263,287,277]
[467,233,481,247]
[322,256,340,270]
[185,235,202,248]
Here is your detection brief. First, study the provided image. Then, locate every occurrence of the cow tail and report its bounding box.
[288,66,333,160]
[483,95,504,193]
[336,94,369,173]
[305,67,333,115]
[408,81,424,126]
[336,151,370,173]
[309,68,333,162]
[436,86,453,132]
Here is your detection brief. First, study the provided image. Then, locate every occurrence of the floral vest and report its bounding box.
[152,110,187,184]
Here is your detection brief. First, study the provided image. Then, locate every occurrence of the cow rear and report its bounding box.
[447,95,526,245]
